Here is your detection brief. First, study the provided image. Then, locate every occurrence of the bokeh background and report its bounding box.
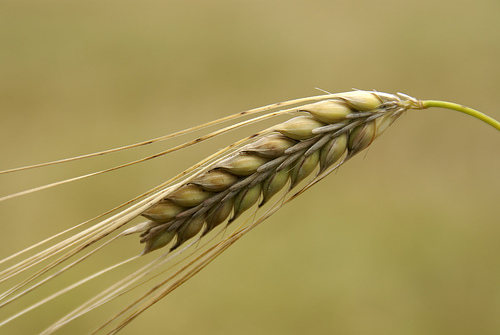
[1,1,499,334]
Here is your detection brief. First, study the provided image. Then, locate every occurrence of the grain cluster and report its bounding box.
[139,91,410,253]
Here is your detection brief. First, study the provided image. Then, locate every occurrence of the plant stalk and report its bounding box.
[419,100,500,131]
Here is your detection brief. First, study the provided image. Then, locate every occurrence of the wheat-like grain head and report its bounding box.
[136,90,412,254]
[0,90,498,334]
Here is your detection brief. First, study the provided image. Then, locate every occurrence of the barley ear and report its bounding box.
[2,90,499,335]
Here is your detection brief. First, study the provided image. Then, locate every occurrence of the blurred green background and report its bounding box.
[1,0,499,334]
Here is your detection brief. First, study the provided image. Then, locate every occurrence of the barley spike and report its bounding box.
[1,90,499,335]
[136,90,408,254]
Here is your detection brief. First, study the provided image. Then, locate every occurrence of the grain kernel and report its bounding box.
[275,116,325,140]
[168,184,214,207]
[301,100,352,123]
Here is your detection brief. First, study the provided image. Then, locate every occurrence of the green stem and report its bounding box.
[420,100,500,131]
